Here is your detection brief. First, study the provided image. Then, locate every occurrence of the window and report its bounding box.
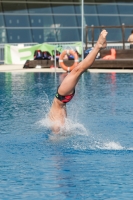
[6,29,32,43]
[0,1,133,43]
[0,3,7,43]
[27,3,51,14]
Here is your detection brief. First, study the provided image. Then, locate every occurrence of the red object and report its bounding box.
[59,50,79,72]
[102,48,116,60]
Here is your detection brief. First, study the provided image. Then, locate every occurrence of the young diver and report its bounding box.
[49,30,108,133]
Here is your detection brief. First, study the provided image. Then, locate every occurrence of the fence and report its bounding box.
[85,24,133,50]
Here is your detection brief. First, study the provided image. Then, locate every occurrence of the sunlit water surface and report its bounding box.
[0,72,133,200]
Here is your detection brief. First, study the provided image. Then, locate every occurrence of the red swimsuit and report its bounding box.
[55,89,75,103]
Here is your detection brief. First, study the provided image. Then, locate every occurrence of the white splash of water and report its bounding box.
[38,117,88,138]
[72,139,125,151]
[62,119,88,136]
[128,147,133,150]
[97,141,124,150]
[37,117,133,151]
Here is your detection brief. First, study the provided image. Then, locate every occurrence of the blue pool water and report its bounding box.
[0,72,133,199]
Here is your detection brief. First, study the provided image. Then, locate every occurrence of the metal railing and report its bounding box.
[85,24,133,50]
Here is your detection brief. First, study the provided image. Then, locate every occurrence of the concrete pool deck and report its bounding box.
[1,64,133,73]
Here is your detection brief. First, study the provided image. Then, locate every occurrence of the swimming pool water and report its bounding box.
[0,72,133,199]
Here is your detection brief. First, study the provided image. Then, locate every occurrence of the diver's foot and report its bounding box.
[96,29,108,49]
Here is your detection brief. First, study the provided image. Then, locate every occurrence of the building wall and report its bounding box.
[0,0,133,44]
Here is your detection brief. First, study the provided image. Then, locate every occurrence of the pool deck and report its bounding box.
[1,64,133,73]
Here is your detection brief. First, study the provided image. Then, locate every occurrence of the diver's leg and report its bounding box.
[58,30,108,95]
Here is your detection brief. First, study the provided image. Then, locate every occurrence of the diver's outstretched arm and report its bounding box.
[58,30,108,96]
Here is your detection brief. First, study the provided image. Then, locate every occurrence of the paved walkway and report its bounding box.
[1,64,133,73]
